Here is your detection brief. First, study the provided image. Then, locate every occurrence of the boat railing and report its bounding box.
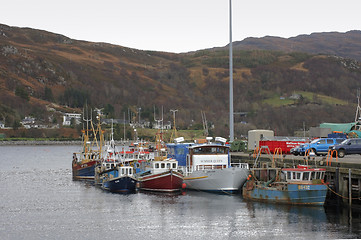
[196,165,227,171]
[231,163,249,169]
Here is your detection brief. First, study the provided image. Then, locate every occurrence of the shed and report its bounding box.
[248,130,274,151]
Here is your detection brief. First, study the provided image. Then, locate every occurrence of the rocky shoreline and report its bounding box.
[0,140,129,146]
[0,140,82,145]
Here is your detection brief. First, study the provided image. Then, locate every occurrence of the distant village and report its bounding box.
[0,107,173,131]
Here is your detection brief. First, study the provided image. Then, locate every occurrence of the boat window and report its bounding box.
[316,171,321,179]
[161,163,165,168]
[129,168,132,174]
[296,172,301,180]
[303,172,310,181]
[176,148,184,155]
[155,163,159,168]
[122,168,124,175]
[126,168,128,175]
[310,171,316,180]
[287,171,291,180]
[292,172,296,180]
[172,163,177,169]
[320,172,324,179]
[167,163,170,168]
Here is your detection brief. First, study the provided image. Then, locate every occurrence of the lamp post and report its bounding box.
[229,0,234,142]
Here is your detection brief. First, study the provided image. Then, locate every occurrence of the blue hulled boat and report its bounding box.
[98,165,137,193]
[243,165,328,205]
[95,122,137,193]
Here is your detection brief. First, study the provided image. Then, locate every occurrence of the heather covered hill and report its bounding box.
[220,31,361,61]
[0,23,361,137]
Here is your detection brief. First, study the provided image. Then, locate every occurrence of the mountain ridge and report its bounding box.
[1,23,361,138]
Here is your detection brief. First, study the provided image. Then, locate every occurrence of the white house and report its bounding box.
[63,113,81,126]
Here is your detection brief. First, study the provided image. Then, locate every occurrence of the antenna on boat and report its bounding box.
[201,110,208,137]
[123,112,126,143]
[170,109,178,141]
[154,106,164,152]
[355,89,361,122]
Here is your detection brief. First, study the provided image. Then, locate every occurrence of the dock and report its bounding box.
[231,152,361,208]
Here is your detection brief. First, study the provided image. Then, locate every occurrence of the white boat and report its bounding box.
[168,137,249,193]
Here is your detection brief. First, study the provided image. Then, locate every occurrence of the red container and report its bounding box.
[259,140,306,154]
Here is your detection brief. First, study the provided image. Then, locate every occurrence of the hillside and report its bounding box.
[219,31,361,61]
[1,23,361,138]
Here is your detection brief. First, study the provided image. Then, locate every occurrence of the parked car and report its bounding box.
[331,138,361,158]
[298,138,345,156]
[290,144,304,156]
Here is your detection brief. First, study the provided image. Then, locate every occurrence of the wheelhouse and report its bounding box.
[282,166,326,182]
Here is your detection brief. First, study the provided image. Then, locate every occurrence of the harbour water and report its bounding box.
[1,145,360,239]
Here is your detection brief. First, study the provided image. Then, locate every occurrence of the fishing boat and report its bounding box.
[167,137,249,194]
[95,123,137,193]
[72,114,104,181]
[242,165,328,205]
[135,128,183,192]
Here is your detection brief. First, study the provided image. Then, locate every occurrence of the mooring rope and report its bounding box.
[324,183,361,200]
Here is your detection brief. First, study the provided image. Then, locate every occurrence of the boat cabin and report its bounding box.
[186,144,229,173]
[282,165,326,183]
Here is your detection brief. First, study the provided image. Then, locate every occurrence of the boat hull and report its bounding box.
[102,176,137,193]
[138,170,183,192]
[184,167,249,193]
[243,182,328,205]
[72,160,97,180]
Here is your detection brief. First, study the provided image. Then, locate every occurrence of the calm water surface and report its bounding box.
[0,145,360,239]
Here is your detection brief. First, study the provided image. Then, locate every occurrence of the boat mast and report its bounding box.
[170,109,178,141]
[355,89,361,122]
[229,0,234,142]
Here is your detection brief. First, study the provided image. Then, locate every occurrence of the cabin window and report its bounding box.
[176,148,184,155]
[122,168,125,175]
[167,163,170,168]
[129,168,132,174]
[310,172,316,180]
[296,172,301,180]
[292,172,296,180]
[161,163,165,168]
[172,163,177,169]
[287,171,291,180]
[316,171,321,179]
[126,168,129,175]
[303,172,310,181]
[155,163,159,168]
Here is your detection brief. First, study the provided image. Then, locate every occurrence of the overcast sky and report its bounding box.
[1,0,360,53]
